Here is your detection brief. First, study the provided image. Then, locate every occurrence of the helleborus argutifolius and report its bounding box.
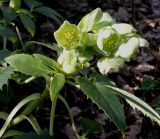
[115,37,140,59]
[97,27,120,56]
[78,8,115,32]
[54,21,81,49]
[57,49,82,74]
[97,57,125,74]
[112,23,136,34]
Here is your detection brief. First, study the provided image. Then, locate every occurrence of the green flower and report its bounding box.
[54,21,81,49]
[57,49,82,74]
[97,27,120,56]
[115,37,140,59]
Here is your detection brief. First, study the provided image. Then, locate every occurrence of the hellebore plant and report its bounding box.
[0,8,159,139]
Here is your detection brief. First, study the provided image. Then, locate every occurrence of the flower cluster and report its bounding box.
[54,8,148,75]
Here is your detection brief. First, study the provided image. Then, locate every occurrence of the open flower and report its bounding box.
[115,37,140,59]
[97,27,120,56]
[54,21,81,49]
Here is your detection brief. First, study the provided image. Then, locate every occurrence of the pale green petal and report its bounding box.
[112,23,136,34]
[78,8,115,32]
[97,57,125,74]
[138,37,149,47]
[115,37,140,59]
[62,61,81,74]
[97,27,119,56]
[54,21,81,49]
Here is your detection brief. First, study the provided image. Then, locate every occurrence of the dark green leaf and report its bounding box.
[5,54,54,76]
[77,77,126,134]
[19,13,35,36]
[50,73,65,101]
[0,24,16,38]
[24,0,42,9]
[94,73,160,126]
[0,67,13,90]
[34,6,63,24]
[0,49,11,61]
[79,117,101,136]
[107,85,160,125]
[0,6,17,21]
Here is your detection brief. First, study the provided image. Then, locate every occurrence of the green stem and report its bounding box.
[66,79,80,88]
[58,95,80,139]
[3,37,7,50]
[9,86,49,128]
[49,99,57,136]
[15,26,25,50]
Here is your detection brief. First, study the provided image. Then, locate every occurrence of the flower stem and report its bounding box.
[58,95,80,139]
[49,99,57,136]
[9,86,49,128]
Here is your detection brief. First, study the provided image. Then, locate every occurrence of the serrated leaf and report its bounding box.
[50,73,65,101]
[94,73,160,125]
[34,6,63,24]
[0,67,13,90]
[78,8,115,32]
[33,54,62,72]
[19,13,35,36]
[106,85,160,125]
[9,0,21,9]
[77,77,126,134]
[5,54,54,76]
[12,130,52,139]
[0,6,17,21]
[97,57,125,74]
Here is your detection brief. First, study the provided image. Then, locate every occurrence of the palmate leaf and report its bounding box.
[0,67,13,90]
[94,73,160,125]
[77,77,126,134]
[5,54,54,76]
